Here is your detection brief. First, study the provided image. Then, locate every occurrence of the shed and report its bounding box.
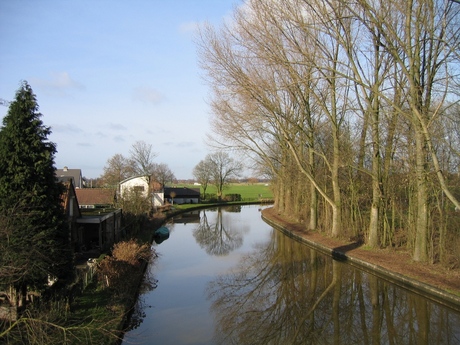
[164,187,200,204]
[77,209,122,252]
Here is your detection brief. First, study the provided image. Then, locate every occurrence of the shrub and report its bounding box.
[118,188,151,216]
[112,239,152,266]
[224,193,242,202]
[97,239,155,296]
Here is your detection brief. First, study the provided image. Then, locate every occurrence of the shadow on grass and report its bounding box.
[332,241,364,261]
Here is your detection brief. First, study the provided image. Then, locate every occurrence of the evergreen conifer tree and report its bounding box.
[0,81,73,301]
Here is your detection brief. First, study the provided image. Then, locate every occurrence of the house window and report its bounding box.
[133,186,145,192]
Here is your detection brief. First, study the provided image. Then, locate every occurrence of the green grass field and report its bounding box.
[180,182,273,201]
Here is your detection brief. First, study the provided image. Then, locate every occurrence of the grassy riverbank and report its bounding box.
[61,218,163,344]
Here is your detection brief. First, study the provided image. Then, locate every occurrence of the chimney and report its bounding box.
[63,166,68,171]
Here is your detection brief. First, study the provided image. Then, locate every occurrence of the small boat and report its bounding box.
[155,226,169,239]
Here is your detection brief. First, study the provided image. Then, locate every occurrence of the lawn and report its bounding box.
[180,182,273,201]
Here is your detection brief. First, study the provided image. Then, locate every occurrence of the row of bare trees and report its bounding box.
[198,0,460,263]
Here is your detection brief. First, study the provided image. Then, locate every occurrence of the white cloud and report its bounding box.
[31,72,85,92]
[176,141,196,148]
[51,123,84,133]
[179,21,200,34]
[108,123,127,131]
[113,135,125,143]
[132,86,164,104]
[96,131,108,138]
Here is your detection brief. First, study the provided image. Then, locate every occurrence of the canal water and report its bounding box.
[122,205,460,345]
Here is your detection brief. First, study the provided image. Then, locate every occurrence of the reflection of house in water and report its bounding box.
[171,210,201,224]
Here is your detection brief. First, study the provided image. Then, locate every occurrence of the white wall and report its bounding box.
[120,177,149,198]
[153,192,164,206]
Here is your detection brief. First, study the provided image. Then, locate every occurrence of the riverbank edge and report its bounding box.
[261,207,460,313]
[112,216,165,344]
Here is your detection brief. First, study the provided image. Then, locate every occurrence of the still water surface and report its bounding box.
[122,205,460,344]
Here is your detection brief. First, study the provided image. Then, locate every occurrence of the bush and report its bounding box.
[205,193,218,202]
[97,239,155,296]
[118,188,151,216]
[224,193,242,202]
[112,239,152,265]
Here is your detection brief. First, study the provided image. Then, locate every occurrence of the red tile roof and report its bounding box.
[75,188,116,206]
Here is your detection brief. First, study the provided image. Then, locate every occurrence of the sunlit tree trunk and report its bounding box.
[367,33,384,248]
[413,130,429,261]
[308,148,318,230]
[381,80,401,247]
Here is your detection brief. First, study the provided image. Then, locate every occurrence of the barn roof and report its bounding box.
[75,188,116,206]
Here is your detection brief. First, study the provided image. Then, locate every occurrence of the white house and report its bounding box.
[119,175,168,207]
[119,175,149,198]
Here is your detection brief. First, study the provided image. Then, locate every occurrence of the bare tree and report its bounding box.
[152,163,175,189]
[129,140,157,185]
[324,1,392,247]
[101,153,132,187]
[206,152,243,200]
[193,159,213,197]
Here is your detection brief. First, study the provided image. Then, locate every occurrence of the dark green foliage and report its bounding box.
[224,193,242,202]
[0,81,73,293]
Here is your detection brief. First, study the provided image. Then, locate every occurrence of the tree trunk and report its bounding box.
[308,148,318,230]
[413,130,428,262]
[331,105,342,238]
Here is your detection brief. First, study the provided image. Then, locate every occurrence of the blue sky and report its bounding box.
[0,0,241,179]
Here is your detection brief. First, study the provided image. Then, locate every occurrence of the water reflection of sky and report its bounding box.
[123,205,460,345]
[123,205,273,345]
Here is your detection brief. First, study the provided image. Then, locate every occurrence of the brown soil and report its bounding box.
[262,207,460,297]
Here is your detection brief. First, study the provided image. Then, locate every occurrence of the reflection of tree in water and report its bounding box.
[207,229,460,345]
[125,261,158,331]
[127,294,148,331]
[193,209,244,256]
[221,205,242,213]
